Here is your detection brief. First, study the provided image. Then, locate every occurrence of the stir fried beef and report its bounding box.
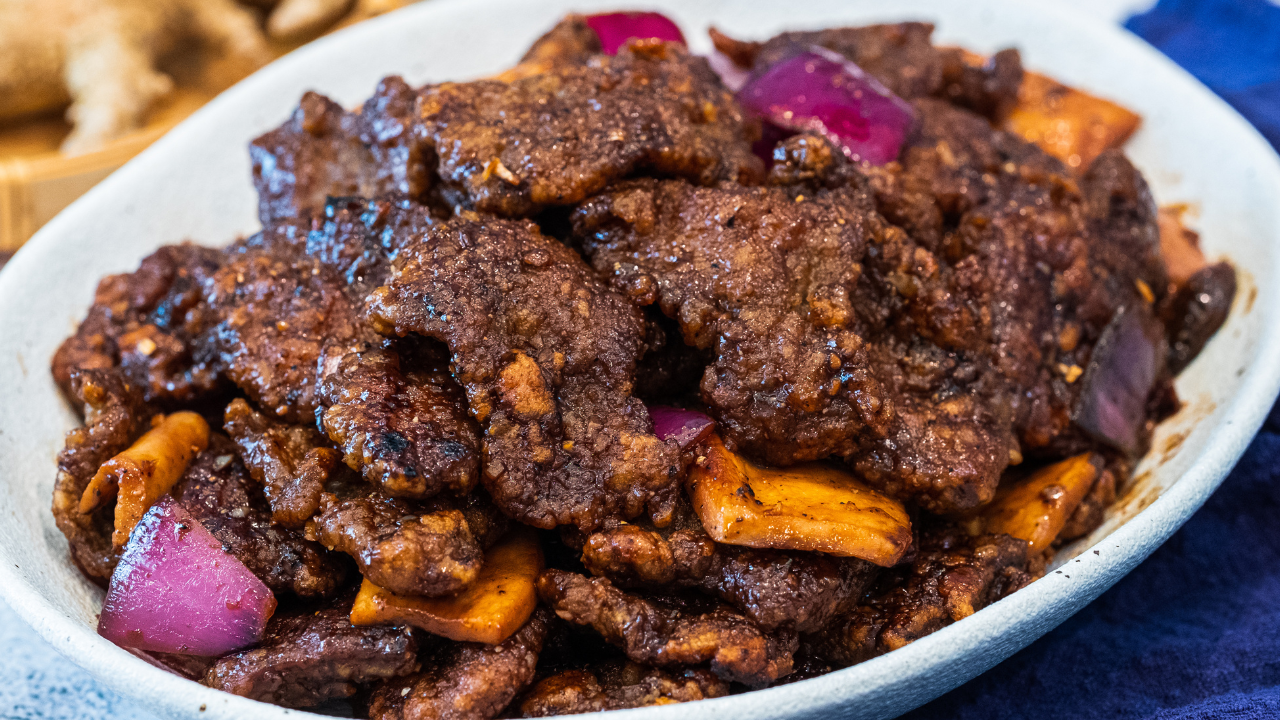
[359,76,435,214]
[255,42,762,222]
[303,195,441,301]
[765,133,855,188]
[205,601,418,708]
[369,609,552,720]
[870,99,1174,459]
[296,196,484,498]
[446,492,511,551]
[1081,149,1168,297]
[205,227,382,424]
[579,505,877,633]
[252,91,377,225]
[224,398,340,528]
[366,216,682,531]
[319,347,481,499]
[574,178,887,466]
[51,368,153,583]
[173,435,346,598]
[936,47,1024,123]
[538,569,795,686]
[313,490,484,597]
[573,175,1014,512]
[519,661,728,716]
[818,530,1031,665]
[52,244,225,405]
[51,12,1238,718]
[417,42,761,216]
[250,79,429,225]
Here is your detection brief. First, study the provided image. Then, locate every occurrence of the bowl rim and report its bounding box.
[3,0,1280,718]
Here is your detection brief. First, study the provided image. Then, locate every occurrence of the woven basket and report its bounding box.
[0,124,172,252]
[0,0,416,254]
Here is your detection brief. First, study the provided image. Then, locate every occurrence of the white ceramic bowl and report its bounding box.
[2,1,1278,718]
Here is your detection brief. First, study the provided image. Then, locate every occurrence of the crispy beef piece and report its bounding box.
[574,176,1014,512]
[365,216,682,531]
[223,398,339,528]
[205,228,382,424]
[205,602,417,708]
[1161,262,1236,375]
[869,99,1170,460]
[519,661,728,716]
[766,133,855,189]
[319,347,481,499]
[255,44,762,221]
[937,47,1024,123]
[302,197,485,499]
[518,14,602,68]
[369,609,552,720]
[580,509,877,633]
[1082,149,1168,300]
[818,531,1031,666]
[538,569,795,687]
[304,195,441,302]
[252,92,374,224]
[252,78,432,226]
[446,491,511,551]
[173,436,345,598]
[711,22,1021,123]
[849,387,1014,513]
[222,198,482,502]
[415,42,761,216]
[313,490,484,597]
[51,369,153,583]
[359,76,434,209]
[573,178,889,466]
[52,244,225,405]
[850,177,1020,511]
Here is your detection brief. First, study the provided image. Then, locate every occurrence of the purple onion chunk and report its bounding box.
[1073,306,1167,454]
[584,12,686,55]
[98,496,277,656]
[649,405,716,450]
[737,47,916,166]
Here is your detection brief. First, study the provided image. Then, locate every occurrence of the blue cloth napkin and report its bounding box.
[907,3,1280,717]
[1126,0,1280,150]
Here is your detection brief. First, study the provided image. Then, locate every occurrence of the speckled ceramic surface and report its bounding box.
[1,1,1278,718]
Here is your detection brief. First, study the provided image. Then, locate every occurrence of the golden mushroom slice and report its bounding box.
[79,411,210,549]
[686,435,912,567]
[351,527,544,644]
[979,452,1103,553]
[1003,71,1141,171]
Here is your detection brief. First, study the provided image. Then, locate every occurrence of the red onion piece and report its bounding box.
[584,12,686,55]
[1073,306,1166,454]
[737,47,916,166]
[99,496,276,656]
[649,405,716,450]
